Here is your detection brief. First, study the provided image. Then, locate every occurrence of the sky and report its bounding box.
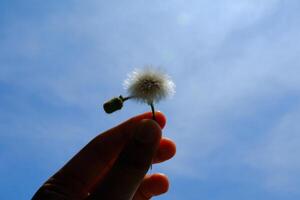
[1,0,300,199]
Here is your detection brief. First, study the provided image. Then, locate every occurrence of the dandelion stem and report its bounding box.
[119,95,133,102]
[150,102,156,121]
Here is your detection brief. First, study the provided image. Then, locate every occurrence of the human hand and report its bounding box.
[32,112,176,200]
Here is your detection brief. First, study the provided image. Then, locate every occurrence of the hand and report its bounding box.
[32,112,176,200]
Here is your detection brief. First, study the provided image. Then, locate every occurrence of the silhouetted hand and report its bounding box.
[32,112,176,200]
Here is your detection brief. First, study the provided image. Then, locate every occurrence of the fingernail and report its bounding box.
[134,120,161,144]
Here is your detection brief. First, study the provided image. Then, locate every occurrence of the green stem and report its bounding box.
[119,95,133,102]
[150,102,156,121]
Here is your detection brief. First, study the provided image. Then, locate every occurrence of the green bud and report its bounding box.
[103,96,124,114]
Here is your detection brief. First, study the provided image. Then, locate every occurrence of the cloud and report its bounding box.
[157,1,300,193]
[246,105,300,192]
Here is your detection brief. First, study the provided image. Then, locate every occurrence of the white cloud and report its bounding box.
[159,1,300,190]
[246,105,300,192]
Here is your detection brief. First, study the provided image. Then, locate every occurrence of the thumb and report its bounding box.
[87,119,161,200]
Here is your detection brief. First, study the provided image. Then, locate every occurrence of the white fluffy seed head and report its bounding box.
[123,67,175,104]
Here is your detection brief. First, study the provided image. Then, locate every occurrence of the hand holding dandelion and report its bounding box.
[32,112,176,200]
[32,68,176,200]
[104,67,175,120]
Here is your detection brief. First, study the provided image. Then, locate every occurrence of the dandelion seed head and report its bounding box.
[123,67,175,104]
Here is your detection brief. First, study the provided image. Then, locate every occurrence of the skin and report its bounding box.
[32,112,176,200]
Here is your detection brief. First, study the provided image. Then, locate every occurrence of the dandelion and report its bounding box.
[103,67,175,120]
[124,68,175,104]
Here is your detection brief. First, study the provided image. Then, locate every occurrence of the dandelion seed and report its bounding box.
[103,66,175,120]
[124,68,175,104]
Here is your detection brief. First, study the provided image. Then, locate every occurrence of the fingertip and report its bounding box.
[137,173,169,199]
[135,119,162,144]
[149,173,169,195]
[129,111,167,129]
[154,111,167,129]
[153,137,176,164]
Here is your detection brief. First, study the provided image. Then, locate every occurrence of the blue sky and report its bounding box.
[1,0,300,199]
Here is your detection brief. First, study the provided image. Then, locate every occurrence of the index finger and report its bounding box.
[36,112,166,199]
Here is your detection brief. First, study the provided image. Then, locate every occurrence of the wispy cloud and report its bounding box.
[246,105,300,192]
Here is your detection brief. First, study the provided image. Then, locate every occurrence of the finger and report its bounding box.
[153,137,176,164]
[32,112,166,199]
[87,119,161,200]
[133,174,169,200]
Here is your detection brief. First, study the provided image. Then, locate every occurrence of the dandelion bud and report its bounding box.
[103,96,124,114]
